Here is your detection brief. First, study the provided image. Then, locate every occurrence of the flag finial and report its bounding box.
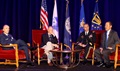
[96,0,98,2]
[66,0,69,7]
[81,0,84,6]
[66,0,69,4]
[66,0,69,16]
[54,0,56,3]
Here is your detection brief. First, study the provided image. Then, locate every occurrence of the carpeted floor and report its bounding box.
[0,61,120,71]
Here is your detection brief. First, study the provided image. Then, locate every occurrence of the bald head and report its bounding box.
[3,25,10,34]
[48,26,53,34]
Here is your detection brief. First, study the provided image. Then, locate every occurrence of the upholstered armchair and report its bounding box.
[32,30,62,65]
[0,30,31,67]
[92,30,120,69]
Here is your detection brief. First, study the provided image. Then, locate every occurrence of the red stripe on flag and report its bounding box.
[40,13,48,26]
[41,8,48,16]
[40,8,48,30]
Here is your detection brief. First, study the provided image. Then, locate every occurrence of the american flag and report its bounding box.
[40,0,49,30]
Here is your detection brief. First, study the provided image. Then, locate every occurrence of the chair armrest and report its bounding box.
[72,42,96,50]
[33,40,36,44]
[53,43,63,50]
[116,44,120,51]
[35,43,63,53]
[32,40,37,47]
[11,44,18,50]
[116,44,120,48]
[64,44,71,50]
[72,42,76,50]
[0,44,18,49]
[1,45,13,47]
[0,44,19,57]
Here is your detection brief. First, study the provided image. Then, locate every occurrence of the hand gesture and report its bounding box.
[99,47,103,53]
[52,44,59,48]
[82,44,86,47]
[108,47,112,50]
[89,34,93,38]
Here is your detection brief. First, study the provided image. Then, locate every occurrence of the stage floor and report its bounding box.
[0,61,119,71]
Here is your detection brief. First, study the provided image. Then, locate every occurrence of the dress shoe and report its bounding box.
[81,59,88,65]
[81,61,87,65]
[27,61,34,66]
[105,63,111,68]
[75,59,79,64]
[97,62,104,67]
[48,62,53,66]
[102,65,106,67]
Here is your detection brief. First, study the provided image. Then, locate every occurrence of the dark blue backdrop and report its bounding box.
[0,0,120,43]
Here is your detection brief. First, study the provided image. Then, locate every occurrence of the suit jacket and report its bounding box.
[0,33,16,45]
[40,33,58,47]
[77,31,96,47]
[101,30,120,51]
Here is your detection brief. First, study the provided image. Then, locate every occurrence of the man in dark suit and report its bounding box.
[75,24,96,64]
[94,22,120,68]
[41,26,58,66]
[0,25,34,66]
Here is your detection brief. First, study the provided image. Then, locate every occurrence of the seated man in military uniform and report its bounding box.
[0,25,34,66]
[75,24,96,64]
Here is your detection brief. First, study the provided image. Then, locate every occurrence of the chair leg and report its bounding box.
[92,44,96,65]
[114,55,117,69]
[92,50,94,65]
[114,51,118,68]
[114,45,118,69]
[92,56,94,65]
[114,64,117,69]
[16,62,19,68]
[16,52,19,68]
[60,53,63,64]
[15,44,19,68]
[38,48,40,65]
[38,57,40,65]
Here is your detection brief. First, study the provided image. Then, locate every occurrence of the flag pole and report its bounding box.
[40,22,42,29]
[96,0,98,14]
[40,0,43,29]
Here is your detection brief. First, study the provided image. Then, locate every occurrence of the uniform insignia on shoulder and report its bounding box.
[92,31,95,33]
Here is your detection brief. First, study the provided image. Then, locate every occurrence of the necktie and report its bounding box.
[85,32,88,44]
